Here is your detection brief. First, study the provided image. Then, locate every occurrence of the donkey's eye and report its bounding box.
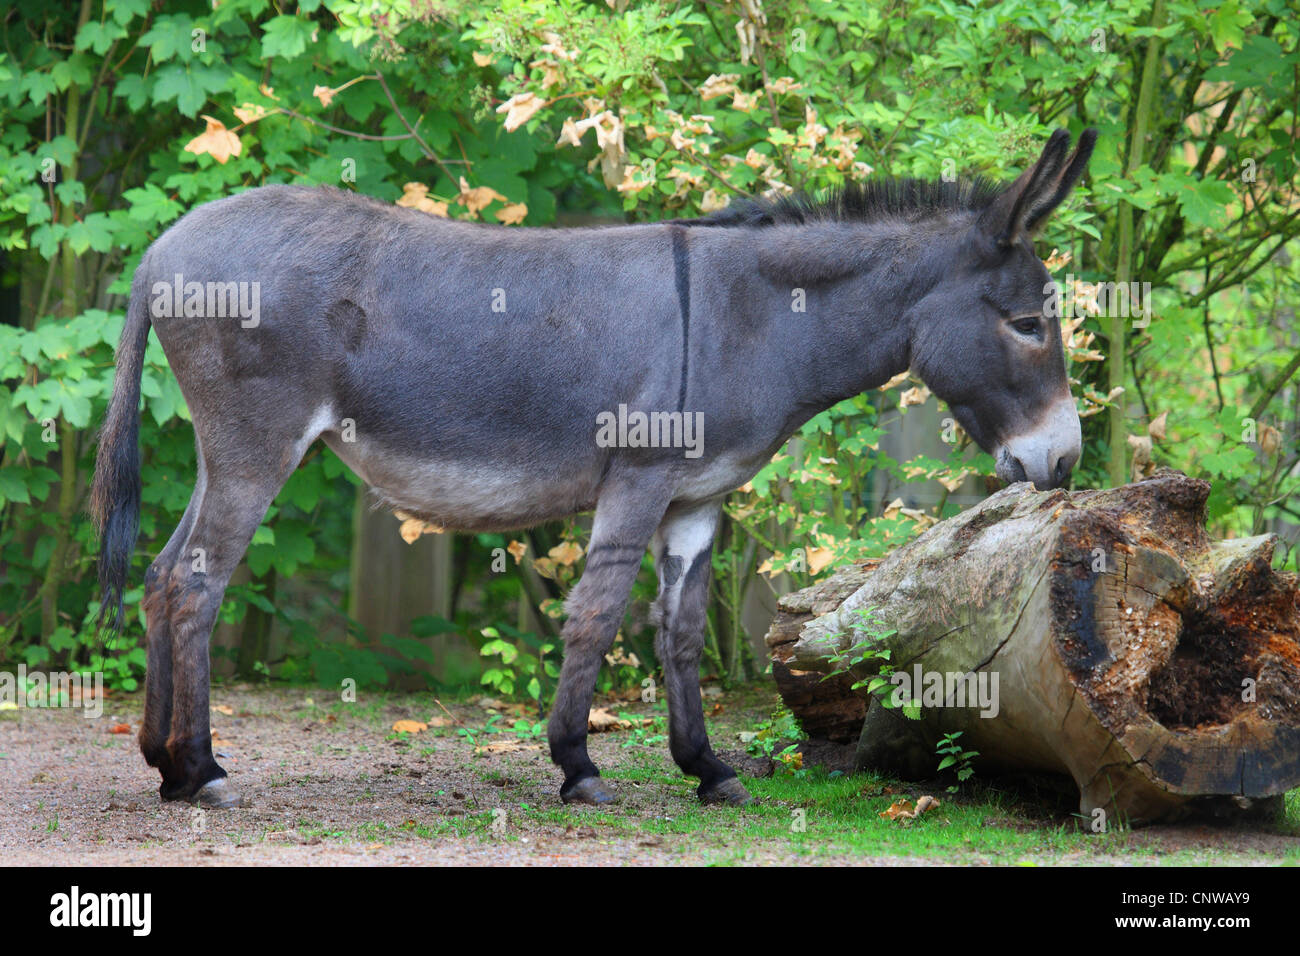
[1011,316,1041,336]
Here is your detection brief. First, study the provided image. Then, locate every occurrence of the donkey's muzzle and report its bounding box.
[997,448,1076,490]
[996,396,1082,491]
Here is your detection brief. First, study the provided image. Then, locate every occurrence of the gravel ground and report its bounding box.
[3,683,1296,866]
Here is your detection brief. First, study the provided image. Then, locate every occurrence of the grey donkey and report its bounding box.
[92,128,1097,808]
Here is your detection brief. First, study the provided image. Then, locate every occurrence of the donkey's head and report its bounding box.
[909,128,1097,490]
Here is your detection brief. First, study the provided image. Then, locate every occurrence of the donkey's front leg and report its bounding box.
[652,500,752,806]
[550,475,671,805]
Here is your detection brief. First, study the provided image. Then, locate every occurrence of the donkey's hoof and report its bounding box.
[194,778,244,809]
[699,777,754,807]
[561,777,617,806]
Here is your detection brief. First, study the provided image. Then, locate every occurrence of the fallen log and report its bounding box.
[765,470,1300,825]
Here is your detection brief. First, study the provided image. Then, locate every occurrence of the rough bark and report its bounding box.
[765,470,1300,824]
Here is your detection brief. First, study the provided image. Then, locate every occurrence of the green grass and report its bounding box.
[183,683,1300,864]
[504,767,1300,865]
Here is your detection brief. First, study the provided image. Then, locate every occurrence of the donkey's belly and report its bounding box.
[322,432,601,532]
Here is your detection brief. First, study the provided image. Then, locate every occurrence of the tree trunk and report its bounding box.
[765,470,1300,825]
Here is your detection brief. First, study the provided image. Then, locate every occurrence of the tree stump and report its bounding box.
[764,470,1300,824]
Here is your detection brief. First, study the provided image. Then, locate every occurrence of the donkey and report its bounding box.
[92,128,1096,809]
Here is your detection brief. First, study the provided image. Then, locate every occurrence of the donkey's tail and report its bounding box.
[91,275,152,634]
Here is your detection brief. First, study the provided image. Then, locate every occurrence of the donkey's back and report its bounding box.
[142,185,693,531]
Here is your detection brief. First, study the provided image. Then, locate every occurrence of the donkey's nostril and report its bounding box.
[1008,456,1028,484]
[1052,455,1073,488]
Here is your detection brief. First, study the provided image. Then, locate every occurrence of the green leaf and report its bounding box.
[123,185,183,226]
[151,63,226,117]
[261,15,314,59]
[140,14,198,62]
[1166,175,1234,229]
[75,20,129,55]
[0,467,31,504]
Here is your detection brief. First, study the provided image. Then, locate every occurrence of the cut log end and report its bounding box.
[765,470,1300,824]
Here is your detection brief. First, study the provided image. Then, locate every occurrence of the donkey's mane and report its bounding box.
[691,176,1004,229]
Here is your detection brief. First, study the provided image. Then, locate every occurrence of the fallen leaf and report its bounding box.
[899,385,931,408]
[805,546,834,575]
[506,540,527,564]
[587,707,652,732]
[109,723,131,734]
[701,188,729,213]
[392,719,427,735]
[587,707,624,732]
[398,518,424,544]
[455,177,508,216]
[938,469,970,492]
[232,102,269,124]
[879,371,911,391]
[495,202,528,225]
[548,541,584,567]
[699,73,740,100]
[879,794,941,824]
[183,115,241,164]
[395,511,443,543]
[475,739,543,755]
[1127,433,1154,481]
[395,183,449,217]
[1042,247,1072,272]
[213,705,234,716]
[556,117,585,148]
[496,91,543,132]
[1147,410,1168,441]
[531,58,563,88]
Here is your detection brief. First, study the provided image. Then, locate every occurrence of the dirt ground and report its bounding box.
[3,682,1297,866]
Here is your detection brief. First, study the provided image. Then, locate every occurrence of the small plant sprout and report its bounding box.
[825,605,921,719]
[936,731,979,793]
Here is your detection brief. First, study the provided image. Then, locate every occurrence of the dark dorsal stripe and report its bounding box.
[670,224,691,413]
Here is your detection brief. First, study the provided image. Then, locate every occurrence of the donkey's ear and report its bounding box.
[978,128,1097,247]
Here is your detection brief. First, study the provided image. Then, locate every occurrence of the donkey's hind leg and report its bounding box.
[138,489,200,786]
[158,430,319,807]
[549,473,671,805]
[652,499,751,806]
